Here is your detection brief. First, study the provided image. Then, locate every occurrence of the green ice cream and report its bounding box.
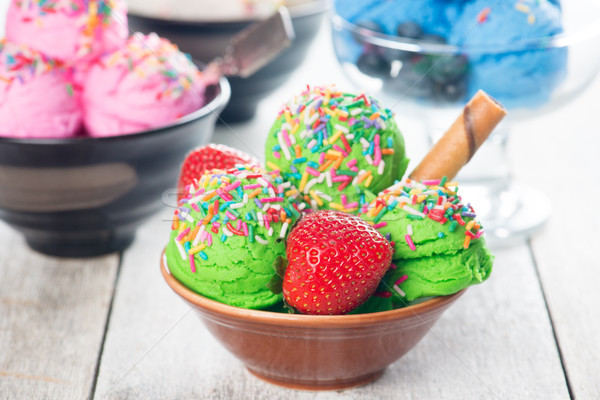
[382,239,493,303]
[265,85,409,213]
[359,178,493,303]
[165,165,307,309]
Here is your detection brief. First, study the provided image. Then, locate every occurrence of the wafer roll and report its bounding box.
[410,90,507,181]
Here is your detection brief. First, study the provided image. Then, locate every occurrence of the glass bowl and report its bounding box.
[330,1,600,246]
[330,1,600,118]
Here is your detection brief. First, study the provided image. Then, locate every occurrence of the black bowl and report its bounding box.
[0,78,230,258]
[128,1,329,122]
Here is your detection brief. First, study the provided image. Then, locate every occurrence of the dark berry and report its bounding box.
[429,54,468,85]
[396,22,423,39]
[356,52,391,78]
[410,55,434,76]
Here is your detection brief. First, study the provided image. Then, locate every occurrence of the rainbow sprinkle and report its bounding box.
[171,165,307,271]
[101,33,201,100]
[477,7,491,24]
[13,1,125,58]
[266,85,403,213]
[514,1,537,25]
[0,39,63,84]
[476,1,541,26]
[360,178,483,250]
[14,0,117,18]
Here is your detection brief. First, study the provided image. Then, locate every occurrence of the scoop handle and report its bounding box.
[409,90,507,181]
[206,7,295,79]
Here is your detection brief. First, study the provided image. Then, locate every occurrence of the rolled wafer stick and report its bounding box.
[410,90,507,181]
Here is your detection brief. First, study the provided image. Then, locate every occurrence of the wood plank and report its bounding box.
[0,221,119,400]
[94,214,569,399]
[509,79,600,399]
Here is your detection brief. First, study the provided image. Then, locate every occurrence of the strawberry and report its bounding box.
[282,210,394,315]
[177,144,257,199]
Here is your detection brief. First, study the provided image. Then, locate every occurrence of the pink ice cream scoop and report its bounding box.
[6,0,128,77]
[83,33,208,137]
[0,40,82,138]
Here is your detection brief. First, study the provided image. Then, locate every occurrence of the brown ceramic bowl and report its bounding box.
[161,251,465,390]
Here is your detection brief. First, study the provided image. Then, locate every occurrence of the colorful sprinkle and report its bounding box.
[170,165,306,263]
[360,179,484,249]
[266,85,401,211]
[98,32,201,100]
[405,234,416,251]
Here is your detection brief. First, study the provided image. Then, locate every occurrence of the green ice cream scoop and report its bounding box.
[265,85,409,213]
[165,165,307,309]
[359,178,493,302]
[382,239,493,303]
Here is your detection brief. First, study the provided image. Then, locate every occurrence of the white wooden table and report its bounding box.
[1,12,599,400]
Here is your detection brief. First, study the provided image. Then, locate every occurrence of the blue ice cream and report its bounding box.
[448,0,566,107]
[335,0,451,37]
[332,0,455,81]
[332,0,566,108]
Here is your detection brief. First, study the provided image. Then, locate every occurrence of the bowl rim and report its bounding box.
[0,76,231,145]
[160,249,466,327]
[331,12,600,54]
[128,0,331,25]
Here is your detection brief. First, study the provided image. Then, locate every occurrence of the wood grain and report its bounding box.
[0,221,119,400]
[509,80,600,399]
[94,211,569,399]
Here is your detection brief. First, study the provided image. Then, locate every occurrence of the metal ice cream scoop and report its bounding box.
[204,7,295,80]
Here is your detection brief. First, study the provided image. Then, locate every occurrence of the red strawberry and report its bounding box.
[283,210,394,315]
[177,144,257,199]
